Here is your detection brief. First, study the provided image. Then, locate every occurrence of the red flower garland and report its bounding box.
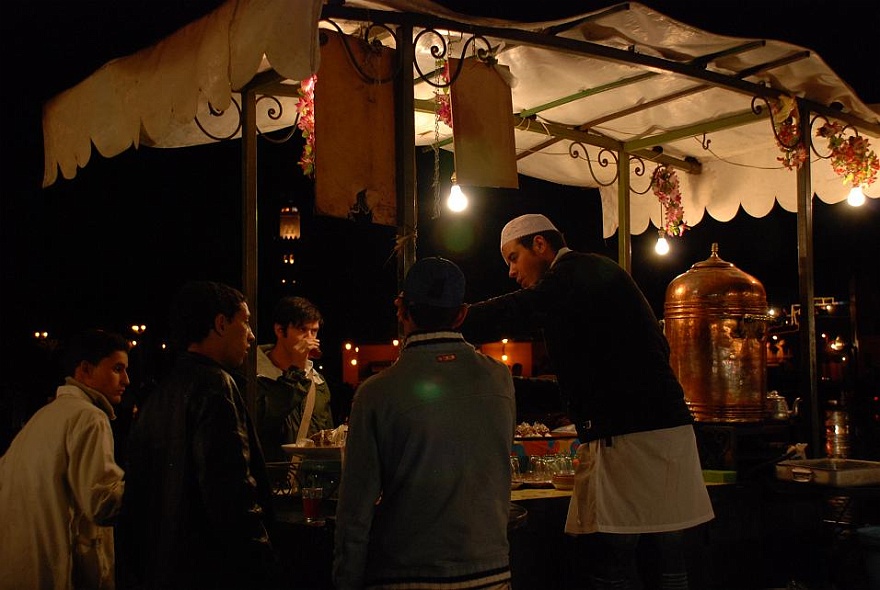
[435,60,453,128]
[651,165,688,237]
[816,121,879,188]
[769,95,807,171]
[295,74,317,178]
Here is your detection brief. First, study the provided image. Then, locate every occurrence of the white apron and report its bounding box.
[565,425,714,534]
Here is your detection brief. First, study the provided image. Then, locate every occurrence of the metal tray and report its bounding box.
[775,459,880,487]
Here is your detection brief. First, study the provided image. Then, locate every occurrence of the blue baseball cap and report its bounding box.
[402,257,466,308]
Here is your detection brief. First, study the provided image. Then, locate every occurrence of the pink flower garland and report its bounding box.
[652,165,688,237]
[816,121,879,188]
[296,74,317,178]
[435,60,453,128]
[769,95,807,171]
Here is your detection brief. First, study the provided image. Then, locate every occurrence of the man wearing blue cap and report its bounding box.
[463,214,713,590]
[333,257,516,590]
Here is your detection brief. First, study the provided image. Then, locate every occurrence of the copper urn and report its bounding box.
[664,243,769,422]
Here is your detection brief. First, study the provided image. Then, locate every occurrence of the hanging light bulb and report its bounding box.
[655,231,670,255]
[447,173,468,212]
[846,185,866,207]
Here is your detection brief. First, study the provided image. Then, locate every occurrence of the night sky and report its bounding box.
[2,1,879,397]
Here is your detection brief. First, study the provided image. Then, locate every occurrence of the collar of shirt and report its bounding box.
[551,247,572,267]
[65,376,116,420]
[402,330,466,349]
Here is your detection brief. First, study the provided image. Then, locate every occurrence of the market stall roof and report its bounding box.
[41,0,880,238]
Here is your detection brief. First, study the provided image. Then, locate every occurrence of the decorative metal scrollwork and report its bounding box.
[195,99,244,141]
[194,95,299,143]
[256,95,297,144]
[569,141,619,187]
[751,95,801,150]
[808,113,860,159]
[568,143,651,193]
[627,156,652,195]
[412,28,495,88]
[320,20,401,84]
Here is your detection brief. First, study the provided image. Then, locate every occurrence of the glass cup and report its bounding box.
[526,455,549,483]
[302,486,325,526]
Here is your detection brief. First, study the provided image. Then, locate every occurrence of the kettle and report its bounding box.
[766,390,800,421]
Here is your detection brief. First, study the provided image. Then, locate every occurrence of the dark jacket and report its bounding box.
[117,352,278,590]
[256,345,334,463]
[463,250,692,442]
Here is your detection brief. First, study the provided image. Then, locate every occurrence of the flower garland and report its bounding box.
[295,74,317,178]
[816,121,879,188]
[435,59,453,128]
[651,165,688,237]
[769,95,807,170]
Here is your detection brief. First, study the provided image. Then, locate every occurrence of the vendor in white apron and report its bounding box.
[463,214,714,589]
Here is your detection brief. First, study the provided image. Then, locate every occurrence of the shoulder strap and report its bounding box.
[296,380,317,443]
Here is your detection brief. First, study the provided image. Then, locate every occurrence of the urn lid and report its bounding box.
[665,243,766,308]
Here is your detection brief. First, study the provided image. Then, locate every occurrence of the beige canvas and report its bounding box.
[450,57,519,189]
[315,30,397,226]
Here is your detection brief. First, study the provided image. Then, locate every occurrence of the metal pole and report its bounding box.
[395,21,417,294]
[617,151,632,273]
[241,85,259,416]
[796,99,820,457]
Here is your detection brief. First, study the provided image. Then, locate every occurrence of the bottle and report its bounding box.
[824,399,850,459]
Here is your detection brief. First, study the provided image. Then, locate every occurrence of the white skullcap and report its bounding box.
[500,214,559,253]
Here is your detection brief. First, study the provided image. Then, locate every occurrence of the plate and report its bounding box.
[514,434,578,441]
[514,477,554,488]
[281,444,343,460]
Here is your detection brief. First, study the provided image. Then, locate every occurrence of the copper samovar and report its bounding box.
[664,243,769,422]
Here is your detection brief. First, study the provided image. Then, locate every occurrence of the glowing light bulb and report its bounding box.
[447,184,468,212]
[847,185,866,207]
[655,234,670,255]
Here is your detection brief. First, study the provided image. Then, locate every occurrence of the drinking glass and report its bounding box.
[526,455,549,483]
[302,486,325,526]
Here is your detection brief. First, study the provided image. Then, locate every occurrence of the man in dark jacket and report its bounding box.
[118,281,279,590]
[462,214,713,589]
[256,296,333,463]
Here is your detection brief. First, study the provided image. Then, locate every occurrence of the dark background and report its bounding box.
[1,1,879,437]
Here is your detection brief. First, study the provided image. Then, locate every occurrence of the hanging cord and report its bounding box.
[432,88,442,219]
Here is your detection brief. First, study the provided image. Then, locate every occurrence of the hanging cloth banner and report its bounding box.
[315,30,397,226]
[450,58,519,189]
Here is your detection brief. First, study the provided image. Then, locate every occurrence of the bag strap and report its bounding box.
[296,379,317,443]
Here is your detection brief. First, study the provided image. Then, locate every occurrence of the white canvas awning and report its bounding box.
[42,0,880,239]
[38,0,880,456]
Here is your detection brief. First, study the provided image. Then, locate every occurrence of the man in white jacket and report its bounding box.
[0,329,130,590]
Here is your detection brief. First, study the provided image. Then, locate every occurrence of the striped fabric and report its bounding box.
[366,566,511,590]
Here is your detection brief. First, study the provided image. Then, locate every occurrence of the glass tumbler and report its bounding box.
[302,486,325,526]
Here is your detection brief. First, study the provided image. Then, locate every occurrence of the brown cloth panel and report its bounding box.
[450,58,519,189]
[315,31,397,226]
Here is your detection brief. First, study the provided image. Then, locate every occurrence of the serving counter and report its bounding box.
[271,476,880,589]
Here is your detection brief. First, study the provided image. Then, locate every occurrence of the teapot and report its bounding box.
[765,390,800,421]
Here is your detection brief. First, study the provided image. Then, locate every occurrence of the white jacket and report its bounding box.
[0,381,124,590]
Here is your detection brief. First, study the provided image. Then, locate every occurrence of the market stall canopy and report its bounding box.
[42,0,880,238]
